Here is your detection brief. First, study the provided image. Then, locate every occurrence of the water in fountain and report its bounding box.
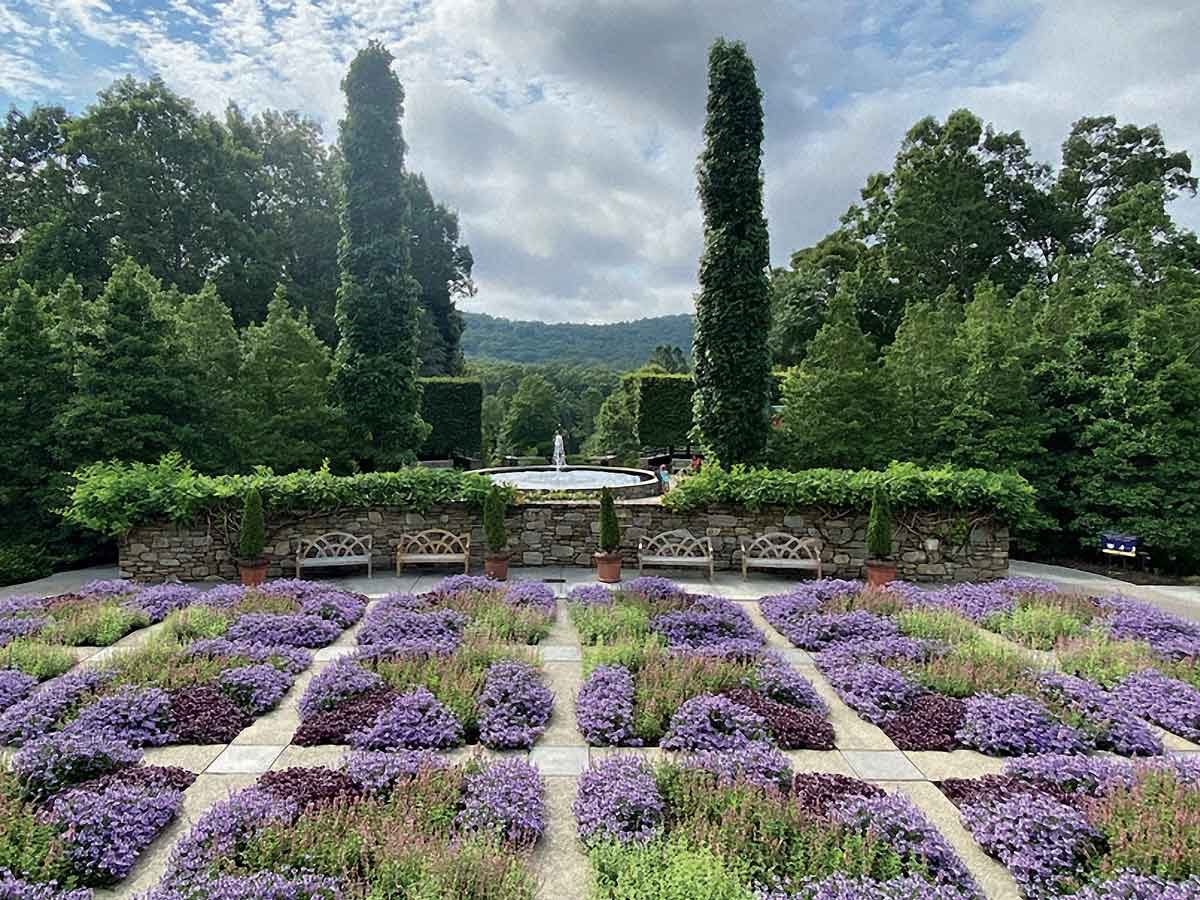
[552,432,567,470]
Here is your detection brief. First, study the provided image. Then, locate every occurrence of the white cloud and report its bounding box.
[0,0,1197,320]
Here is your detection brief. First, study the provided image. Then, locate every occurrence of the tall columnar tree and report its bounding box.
[333,42,429,468]
[691,38,772,465]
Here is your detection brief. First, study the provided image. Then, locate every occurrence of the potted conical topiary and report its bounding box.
[483,485,510,581]
[237,486,269,586]
[865,484,896,588]
[594,487,622,583]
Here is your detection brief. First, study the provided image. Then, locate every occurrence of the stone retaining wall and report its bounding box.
[119,500,1009,583]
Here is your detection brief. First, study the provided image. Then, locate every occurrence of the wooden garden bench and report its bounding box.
[740,533,823,579]
[395,529,471,575]
[295,532,373,578]
[638,529,714,579]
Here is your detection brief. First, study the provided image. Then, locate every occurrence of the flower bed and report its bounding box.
[0,731,193,897]
[293,581,554,749]
[938,755,1200,899]
[139,752,543,900]
[0,581,363,747]
[575,754,981,899]
[570,579,833,750]
[0,579,203,682]
[762,580,1164,756]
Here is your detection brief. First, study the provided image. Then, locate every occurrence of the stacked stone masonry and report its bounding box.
[120,500,1009,583]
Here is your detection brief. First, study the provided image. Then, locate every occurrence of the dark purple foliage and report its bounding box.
[576,664,640,746]
[298,656,385,720]
[347,686,463,750]
[75,764,197,796]
[477,660,553,749]
[168,686,254,744]
[574,755,664,846]
[455,758,545,846]
[256,767,361,810]
[660,693,768,751]
[936,774,1073,810]
[292,687,396,746]
[722,688,834,750]
[880,695,965,751]
[792,773,885,817]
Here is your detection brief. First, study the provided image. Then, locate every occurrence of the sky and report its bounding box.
[1,0,1197,323]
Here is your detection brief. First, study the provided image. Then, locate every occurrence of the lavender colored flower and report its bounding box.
[357,603,465,652]
[817,637,939,668]
[1036,671,1162,756]
[920,583,1015,623]
[0,872,91,900]
[960,793,1102,897]
[225,613,341,648]
[756,874,979,900]
[53,781,183,883]
[567,584,613,606]
[574,755,664,845]
[1102,597,1200,658]
[255,579,329,599]
[681,739,791,790]
[651,595,764,651]
[760,580,866,637]
[186,639,311,674]
[957,693,1090,756]
[723,688,834,750]
[78,579,137,599]
[819,662,924,725]
[64,686,174,747]
[1114,669,1200,741]
[348,686,463,750]
[753,652,827,713]
[196,584,247,607]
[478,660,553,749]
[0,593,45,615]
[777,610,900,651]
[299,591,367,628]
[163,872,345,899]
[0,614,50,646]
[298,656,385,720]
[126,584,201,622]
[0,669,37,708]
[1002,754,1128,796]
[0,668,113,745]
[292,688,396,746]
[622,576,686,601]
[428,574,502,599]
[661,693,768,751]
[13,730,140,801]
[1068,873,1200,900]
[455,759,545,846]
[834,794,977,888]
[219,664,293,714]
[503,580,556,615]
[576,664,640,746]
[341,749,447,795]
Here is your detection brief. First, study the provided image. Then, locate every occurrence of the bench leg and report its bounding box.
[396,558,403,576]
[464,557,469,574]
[368,558,373,579]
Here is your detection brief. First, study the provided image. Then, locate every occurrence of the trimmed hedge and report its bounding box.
[637,375,695,449]
[63,453,505,537]
[419,377,482,458]
[663,461,1037,526]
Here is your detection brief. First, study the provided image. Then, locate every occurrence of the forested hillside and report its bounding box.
[461,312,694,367]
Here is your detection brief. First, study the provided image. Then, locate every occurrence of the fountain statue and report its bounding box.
[552,429,567,470]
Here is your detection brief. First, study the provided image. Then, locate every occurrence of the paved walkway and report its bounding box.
[1010,558,1200,621]
[5,560,1199,899]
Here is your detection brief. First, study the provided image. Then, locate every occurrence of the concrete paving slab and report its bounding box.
[541,643,582,662]
[272,744,349,769]
[534,777,590,900]
[542,661,586,747]
[530,746,589,776]
[784,749,855,775]
[843,750,925,781]
[904,750,1008,782]
[141,744,227,772]
[206,743,285,774]
[0,564,121,601]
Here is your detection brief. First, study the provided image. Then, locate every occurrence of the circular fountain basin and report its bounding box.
[478,465,660,498]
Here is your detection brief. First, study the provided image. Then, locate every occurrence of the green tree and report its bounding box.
[0,283,69,543]
[585,383,641,464]
[774,283,887,469]
[881,289,962,463]
[54,258,192,468]
[691,38,772,465]
[236,286,344,472]
[498,374,559,456]
[405,173,473,376]
[647,345,689,374]
[334,42,429,468]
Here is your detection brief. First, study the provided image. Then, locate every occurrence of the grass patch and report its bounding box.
[906,642,1039,698]
[0,639,76,680]
[896,608,980,645]
[40,602,149,646]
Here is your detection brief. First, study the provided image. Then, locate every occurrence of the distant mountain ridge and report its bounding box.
[461,311,695,368]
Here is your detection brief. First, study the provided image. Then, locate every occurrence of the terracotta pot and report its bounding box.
[484,554,510,581]
[866,560,897,589]
[238,559,269,587]
[594,552,622,583]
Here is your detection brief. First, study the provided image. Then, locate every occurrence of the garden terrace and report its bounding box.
[139,752,545,900]
[937,755,1200,898]
[293,576,555,750]
[761,579,1175,757]
[570,579,835,750]
[575,754,982,899]
[0,580,364,748]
